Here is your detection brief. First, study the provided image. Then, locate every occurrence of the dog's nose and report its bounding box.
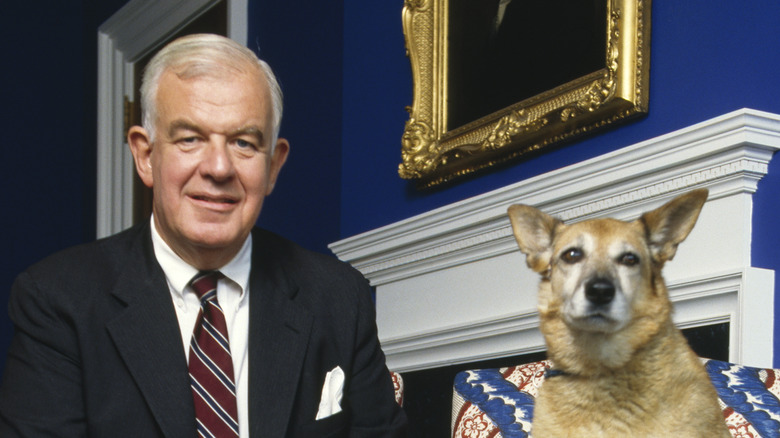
[585,278,615,305]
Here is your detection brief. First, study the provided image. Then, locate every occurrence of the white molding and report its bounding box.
[96,32,134,237]
[381,268,773,372]
[226,0,248,47]
[330,109,780,285]
[330,109,780,372]
[96,0,248,238]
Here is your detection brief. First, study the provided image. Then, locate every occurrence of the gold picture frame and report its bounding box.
[400,0,651,188]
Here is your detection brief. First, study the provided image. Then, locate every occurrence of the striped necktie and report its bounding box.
[188,271,239,437]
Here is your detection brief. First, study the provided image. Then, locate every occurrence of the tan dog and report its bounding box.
[508,189,730,437]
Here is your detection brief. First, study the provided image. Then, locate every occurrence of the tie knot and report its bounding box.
[190,271,223,301]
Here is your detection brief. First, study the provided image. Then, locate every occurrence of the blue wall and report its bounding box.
[248,1,344,254]
[340,0,780,235]
[340,0,780,365]
[0,0,128,371]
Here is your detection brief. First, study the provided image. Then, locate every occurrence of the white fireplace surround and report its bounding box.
[330,109,780,372]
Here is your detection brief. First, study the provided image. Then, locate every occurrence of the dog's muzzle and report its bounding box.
[585,278,615,305]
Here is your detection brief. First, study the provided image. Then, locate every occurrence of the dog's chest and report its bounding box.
[533,374,670,434]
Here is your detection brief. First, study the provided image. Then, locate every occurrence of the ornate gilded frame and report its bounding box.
[400,0,651,187]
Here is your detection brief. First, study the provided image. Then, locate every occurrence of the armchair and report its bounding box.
[452,359,780,437]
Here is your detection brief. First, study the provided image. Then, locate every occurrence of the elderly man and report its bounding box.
[0,34,407,437]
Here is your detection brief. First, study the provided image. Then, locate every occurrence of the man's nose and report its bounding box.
[200,139,236,180]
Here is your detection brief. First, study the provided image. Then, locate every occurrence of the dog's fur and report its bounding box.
[508,189,730,437]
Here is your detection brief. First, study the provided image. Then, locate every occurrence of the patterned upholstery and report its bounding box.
[451,359,780,438]
[391,371,404,407]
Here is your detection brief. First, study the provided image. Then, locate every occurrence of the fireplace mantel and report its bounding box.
[330,109,780,372]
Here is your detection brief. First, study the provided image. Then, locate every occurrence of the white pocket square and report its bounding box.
[315,366,345,420]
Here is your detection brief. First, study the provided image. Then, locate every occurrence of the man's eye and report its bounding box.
[618,252,640,266]
[561,248,583,264]
[235,139,255,149]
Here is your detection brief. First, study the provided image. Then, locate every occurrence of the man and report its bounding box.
[0,34,407,437]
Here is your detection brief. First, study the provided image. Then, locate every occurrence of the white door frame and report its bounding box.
[96,0,247,238]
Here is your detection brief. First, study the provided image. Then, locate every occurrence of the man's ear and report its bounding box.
[639,188,708,264]
[507,204,561,274]
[127,125,155,188]
[265,137,290,195]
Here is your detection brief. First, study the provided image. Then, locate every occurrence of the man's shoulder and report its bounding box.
[22,223,150,284]
[252,227,354,270]
[251,227,369,290]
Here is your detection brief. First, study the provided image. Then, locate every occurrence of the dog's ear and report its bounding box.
[507,205,562,274]
[639,189,708,264]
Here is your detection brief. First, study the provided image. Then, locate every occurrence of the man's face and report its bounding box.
[130,68,288,269]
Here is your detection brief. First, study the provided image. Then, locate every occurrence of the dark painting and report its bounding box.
[448,0,607,130]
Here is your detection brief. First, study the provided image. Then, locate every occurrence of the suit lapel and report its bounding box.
[106,225,195,438]
[247,230,314,438]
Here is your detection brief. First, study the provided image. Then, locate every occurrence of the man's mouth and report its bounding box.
[191,194,238,205]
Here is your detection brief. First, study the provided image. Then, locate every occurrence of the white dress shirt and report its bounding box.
[150,217,251,437]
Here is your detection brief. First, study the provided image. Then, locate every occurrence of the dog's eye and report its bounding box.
[561,248,583,264]
[618,252,640,266]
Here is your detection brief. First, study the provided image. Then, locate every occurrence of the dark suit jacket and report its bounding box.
[0,222,407,437]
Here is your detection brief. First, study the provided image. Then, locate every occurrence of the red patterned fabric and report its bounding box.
[391,371,404,407]
[452,360,548,438]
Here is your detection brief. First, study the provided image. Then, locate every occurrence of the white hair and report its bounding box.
[140,33,283,146]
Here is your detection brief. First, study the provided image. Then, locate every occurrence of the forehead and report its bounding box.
[553,218,647,253]
[156,67,272,123]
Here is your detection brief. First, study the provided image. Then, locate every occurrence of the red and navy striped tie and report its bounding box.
[188,271,239,437]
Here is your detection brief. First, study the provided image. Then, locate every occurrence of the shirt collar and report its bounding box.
[149,215,252,298]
